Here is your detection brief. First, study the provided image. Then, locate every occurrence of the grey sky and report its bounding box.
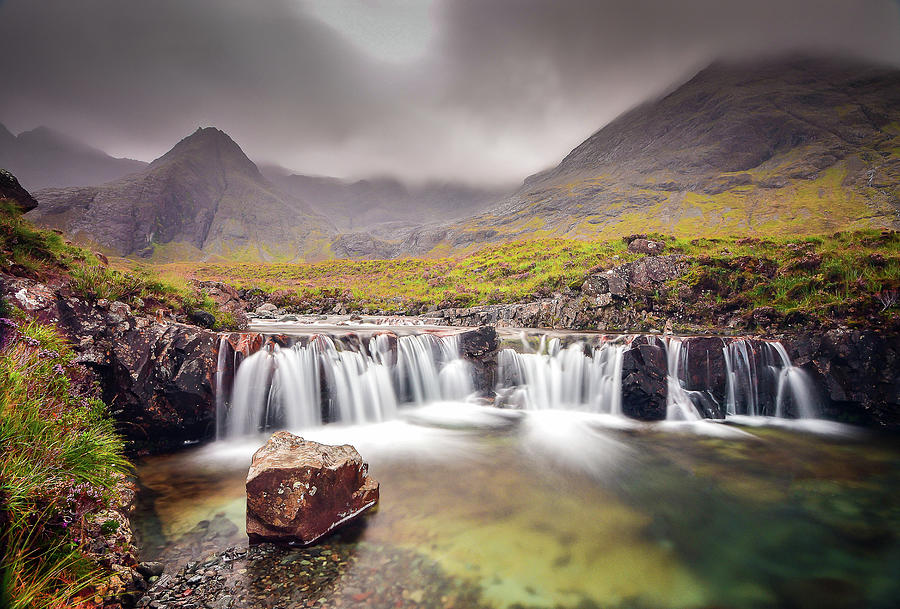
[1,0,899,185]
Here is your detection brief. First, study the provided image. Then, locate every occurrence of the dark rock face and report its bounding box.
[2,274,220,452]
[680,336,729,417]
[785,330,900,428]
[621,337,668,421]
[190,310,216,328]
[455,325,499,396]
[0,168,38,212]
[246,432,379,545]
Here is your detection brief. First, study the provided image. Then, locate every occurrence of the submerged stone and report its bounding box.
[246,431,379,545]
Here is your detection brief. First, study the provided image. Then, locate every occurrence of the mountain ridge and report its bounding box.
[0,123,147,190]
[27,127,334,261]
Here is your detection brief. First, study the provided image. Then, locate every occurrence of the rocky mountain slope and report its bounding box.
[0,123,147,190]
[401,56,900,255]
[27,128,334,261]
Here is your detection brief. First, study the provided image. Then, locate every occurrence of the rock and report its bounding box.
[620,337,668,420]
[256,303,277,313]
[136,562,165,578]
[189,310,216,329]
[1,275,219,452]
[0,168,38,212]
[246,432,379,545]
[627,238,666,255]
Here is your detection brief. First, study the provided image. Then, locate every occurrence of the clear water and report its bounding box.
[134,406,900,609]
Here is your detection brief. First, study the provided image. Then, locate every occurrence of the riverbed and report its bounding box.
[134,405,900,609]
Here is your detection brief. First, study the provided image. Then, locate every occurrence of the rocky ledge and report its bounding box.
[2,274,220,452]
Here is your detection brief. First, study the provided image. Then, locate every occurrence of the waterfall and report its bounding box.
[496,338,626,413]
[664,337,703,421]
[214,336,229,439]
[723,339,817,419]
[220,332,472,438]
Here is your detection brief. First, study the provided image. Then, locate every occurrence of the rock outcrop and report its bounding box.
[2,274,220,452]
[246,432,379,545]
[786,329,900,428]
[620,337,668,421]
[0,168,38,212]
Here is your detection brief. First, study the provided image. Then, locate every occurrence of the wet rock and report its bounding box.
[246,432,379,545]
[456,326,499,396]
[621,337,668,420]
[137,562,165,578]
[0,274,220,452]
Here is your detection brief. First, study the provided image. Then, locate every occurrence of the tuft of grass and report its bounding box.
[0,304,131,608]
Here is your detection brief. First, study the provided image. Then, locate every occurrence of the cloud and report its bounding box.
[1,0,898,185]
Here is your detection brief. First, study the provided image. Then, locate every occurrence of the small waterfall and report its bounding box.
[664,337,703,421]
[496,338,626,413]
[723,339,817,419]
[220,332,472,438]
[214,336,229,439]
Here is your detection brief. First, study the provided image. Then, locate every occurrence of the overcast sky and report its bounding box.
[1,0,899,185]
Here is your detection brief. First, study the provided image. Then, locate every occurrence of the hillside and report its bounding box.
[27,128,334,262]
[0,123,147,190]
[402,56,900,254]
[262,169,507,233]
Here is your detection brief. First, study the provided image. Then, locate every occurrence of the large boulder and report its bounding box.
[246,432,379,545]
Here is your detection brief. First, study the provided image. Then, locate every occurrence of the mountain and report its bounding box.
[0,124,147,190]
[262,169,508,232]
[408,56,900,253]
[27,128,333,261]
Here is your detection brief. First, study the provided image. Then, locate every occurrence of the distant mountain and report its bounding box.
[405,56,900,254]
[28,128,333,261]
[0,124,147,190]
[262,168,507,232]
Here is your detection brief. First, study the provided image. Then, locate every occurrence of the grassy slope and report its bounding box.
[0,304,130,608]
[1,200,240,330]
[161,229,900,332]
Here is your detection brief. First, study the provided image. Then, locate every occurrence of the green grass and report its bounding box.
[163,230,900,331]
[0,303,131,608]
[1,200,241,330]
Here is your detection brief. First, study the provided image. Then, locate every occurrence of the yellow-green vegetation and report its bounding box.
[0,302,130,608]
[0,200,239,330]
[164,229,900,330]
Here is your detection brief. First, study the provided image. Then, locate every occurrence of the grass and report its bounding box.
[0,200,240,330]
[0,302,131,608]
[158,230,900,331]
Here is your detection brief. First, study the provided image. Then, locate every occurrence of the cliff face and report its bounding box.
[399,56,900,255]
[27,128,334,262]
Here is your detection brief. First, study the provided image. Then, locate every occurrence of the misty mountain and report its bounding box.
[407,56,900,254]
[0,123,147,190]
[28,128,333,261]
[261,168,508,232]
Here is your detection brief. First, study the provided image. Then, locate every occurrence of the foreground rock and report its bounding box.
[246,432,379,545]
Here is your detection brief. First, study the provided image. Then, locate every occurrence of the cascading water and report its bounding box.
[723,339,817,418]
[496,337,626,413]
[218,332,474,439]
[663,337,703,421]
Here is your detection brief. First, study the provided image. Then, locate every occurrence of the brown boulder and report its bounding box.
[246,432,379,545]
[627,238,666,255]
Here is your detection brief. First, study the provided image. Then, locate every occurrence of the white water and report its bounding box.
[217,329,821,439]
[723,339,817,419]
[496,337,626,413]
[219,333,473,438]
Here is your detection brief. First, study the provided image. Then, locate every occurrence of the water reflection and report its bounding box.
[135,405,900,609]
